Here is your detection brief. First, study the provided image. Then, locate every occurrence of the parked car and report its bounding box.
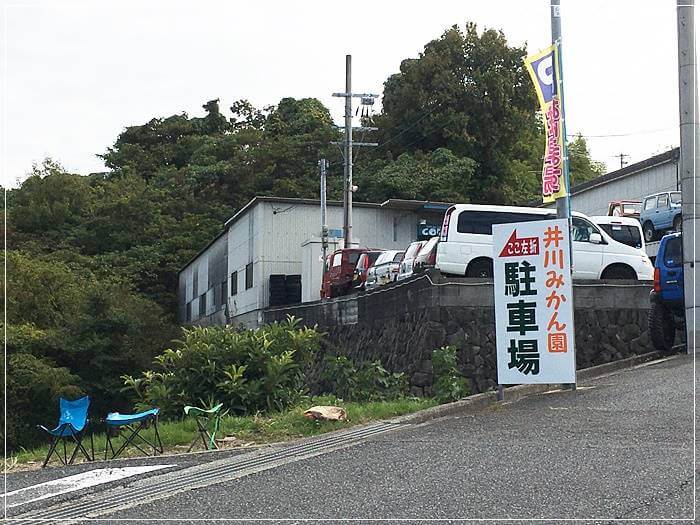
[639,191,682,242]
[321,248,369,298]
[412,237,439,275]
[607,200,641,219]
[436,204,654,280]
[649,232,685,352]
[352,250,384,290]
[397,240,426,281]
[365,250,405,291]
[591,215,644,250]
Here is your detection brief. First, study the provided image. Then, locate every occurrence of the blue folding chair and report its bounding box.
[104,408,163,459]
[38,396,94,468]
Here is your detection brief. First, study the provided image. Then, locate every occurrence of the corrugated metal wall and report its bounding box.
[180,199,447,326]
[569,162,679,216]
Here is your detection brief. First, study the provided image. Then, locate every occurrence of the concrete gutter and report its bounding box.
[392,351,664,425]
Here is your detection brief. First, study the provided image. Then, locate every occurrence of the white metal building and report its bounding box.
[178,196,451,327]
[540,148,680,215]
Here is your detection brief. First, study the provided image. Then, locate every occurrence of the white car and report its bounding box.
[365,250,405,290]
[590,215,645,251]
[397,241,426,281]
[436,204,654,281]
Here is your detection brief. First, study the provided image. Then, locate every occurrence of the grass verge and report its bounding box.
[9,396,437,470]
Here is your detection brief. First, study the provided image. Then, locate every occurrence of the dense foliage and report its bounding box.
[3,22,604,451]
[432,346,470,402]
[122,317,321,417]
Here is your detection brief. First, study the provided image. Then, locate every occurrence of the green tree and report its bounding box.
[567,134,606,187]
[372,23,542,203]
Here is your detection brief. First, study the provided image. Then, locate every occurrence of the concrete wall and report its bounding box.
[264,274,655,396]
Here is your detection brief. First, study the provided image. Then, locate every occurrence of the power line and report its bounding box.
[570,126,676,138]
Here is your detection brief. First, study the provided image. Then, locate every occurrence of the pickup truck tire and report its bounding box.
[673,215,682,232]
[648,302,676,352]
[642,221,656,243]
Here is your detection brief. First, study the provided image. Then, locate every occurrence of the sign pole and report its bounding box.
[551,0,576,391]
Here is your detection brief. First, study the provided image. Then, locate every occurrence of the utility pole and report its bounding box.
[319,159,329,265]
[614,153,629,169]
[332,55,378,248]
[676,0,698,354]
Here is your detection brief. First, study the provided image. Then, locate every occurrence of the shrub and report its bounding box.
[122,316,321,418]
[321,355,407,401]
[432,346,469,402]
[4,353,84,452]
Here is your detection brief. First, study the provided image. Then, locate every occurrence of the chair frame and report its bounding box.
[185,405,226,452]
[38,422,94,468]
[104,414,163,460]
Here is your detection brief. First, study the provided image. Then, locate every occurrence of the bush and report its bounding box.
[122,316,321,418]
[4,353,83,452]
[321,355,407,401]
[432,346,469,402]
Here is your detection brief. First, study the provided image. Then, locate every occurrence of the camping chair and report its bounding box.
[104,408,163,460]
[38,396,94,468]
[184,403,227,452]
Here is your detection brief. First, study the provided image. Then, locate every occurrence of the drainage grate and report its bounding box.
[14,421,405,523]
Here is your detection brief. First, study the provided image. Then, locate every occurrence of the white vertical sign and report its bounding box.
[493,219,575,384]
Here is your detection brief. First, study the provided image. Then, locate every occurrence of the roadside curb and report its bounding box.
[391,350,664,425]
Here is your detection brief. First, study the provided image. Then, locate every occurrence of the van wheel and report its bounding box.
[601,265,636,280]
[673,215,682,232]
[649,302,676,352]
[642,221,656,242]
[466,259,493,278]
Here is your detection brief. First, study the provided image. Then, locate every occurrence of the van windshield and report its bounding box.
[347,252,361,266]
[456,211,556,235]
[599,224,642,249]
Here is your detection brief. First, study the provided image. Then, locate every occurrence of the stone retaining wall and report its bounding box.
[263,273,653,396]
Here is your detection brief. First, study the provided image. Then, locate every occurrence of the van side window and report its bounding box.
[332,253,342,267]
[644,197,657,210]
[657,193,669,208]
[456,211,555,235]
[571,217,602,243]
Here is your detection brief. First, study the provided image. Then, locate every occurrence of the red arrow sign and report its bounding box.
[499,230,540,257]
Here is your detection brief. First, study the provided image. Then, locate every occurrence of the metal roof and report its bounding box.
[527,147,679,207]
[180,196,452,273]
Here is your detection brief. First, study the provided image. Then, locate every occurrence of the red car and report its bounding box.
[607,200,641,219]
[321,248,370,298]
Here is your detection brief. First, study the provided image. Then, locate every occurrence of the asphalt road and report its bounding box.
[8,354,696,523]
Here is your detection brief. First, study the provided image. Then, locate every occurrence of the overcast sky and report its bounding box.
[1,0,692,188]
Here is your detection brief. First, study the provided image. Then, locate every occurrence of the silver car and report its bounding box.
[397,240,426,281]
[365,250,405,291]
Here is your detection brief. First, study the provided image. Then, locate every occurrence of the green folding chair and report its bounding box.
[184,403,227,452]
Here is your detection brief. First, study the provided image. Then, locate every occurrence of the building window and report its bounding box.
[231,271,238,295]
[221,280,226,306]
[186,302,191,323]
[193,268,198,297]
[245,263,253,289]
[199,294,206,317]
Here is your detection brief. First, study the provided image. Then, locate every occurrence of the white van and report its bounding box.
[590,215,645,251]
[436,204,654,280]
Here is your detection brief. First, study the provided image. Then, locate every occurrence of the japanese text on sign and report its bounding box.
[493,219,575,385]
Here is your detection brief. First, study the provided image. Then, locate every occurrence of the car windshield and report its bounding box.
[670,192,682,204]
[368,252,382,265]
[419,237,438,255]
[599,224,642,249]
[623,203,641,214]
[393,252,405,262]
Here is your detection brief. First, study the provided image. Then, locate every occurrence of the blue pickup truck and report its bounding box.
[648,232,685,352]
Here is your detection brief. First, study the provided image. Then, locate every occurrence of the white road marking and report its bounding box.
[3,464,175,508]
